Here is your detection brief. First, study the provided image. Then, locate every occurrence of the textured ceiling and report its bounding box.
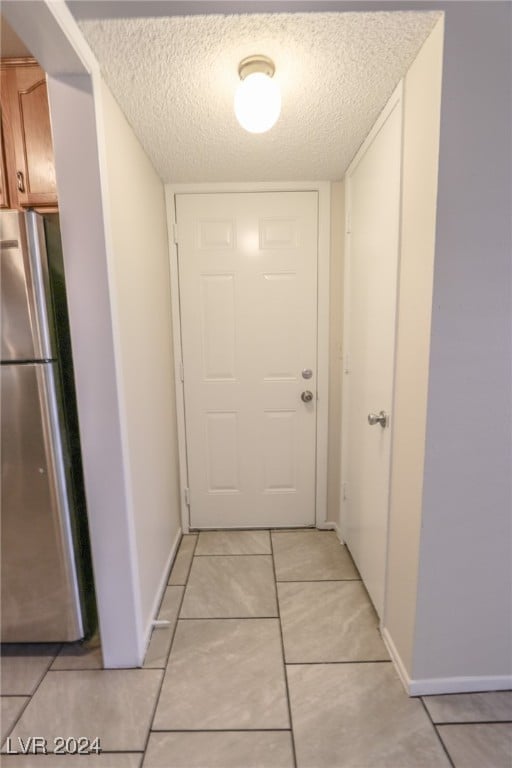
[78,11,440,182]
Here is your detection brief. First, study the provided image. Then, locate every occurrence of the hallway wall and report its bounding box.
[98,80,182,653]
[414,1,511,685]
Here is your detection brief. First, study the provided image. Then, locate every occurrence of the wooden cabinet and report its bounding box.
[0,58,58,210]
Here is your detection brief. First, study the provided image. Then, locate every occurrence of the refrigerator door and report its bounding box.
[1,362,84,641]
[1,210,55,362]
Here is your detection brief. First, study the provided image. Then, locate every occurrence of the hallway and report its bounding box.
[1,530,511,767]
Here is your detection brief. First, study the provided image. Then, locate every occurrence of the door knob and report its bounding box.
[367,410,389,428]
[301,391,314,403]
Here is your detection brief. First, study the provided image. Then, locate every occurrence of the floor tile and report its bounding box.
[143,731,294,768]
[51,635,102,670]
[195,530,271,555]
[180,556,277,618]
[157,586,185,621]
[168,535,197,585]
[5,669,162,752]
[153,619,289,730]
[1,697,29,743]
[0,644,60,695]
[287,663,451,767]
[423,690,512,722]
[272,530,359,581]
[0,755,142,767]
[278,581,388,662]
[437,723,512,768]
[143,628,174,670]
[144,587,184,669]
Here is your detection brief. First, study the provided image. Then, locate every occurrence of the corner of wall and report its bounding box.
[96,80,182,655]
[383,16,444,677]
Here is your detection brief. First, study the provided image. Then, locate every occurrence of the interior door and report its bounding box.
[177,191,318,529]
[342,88,403,617]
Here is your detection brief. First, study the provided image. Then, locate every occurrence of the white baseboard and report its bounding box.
[382,627,512,696]
[335,523,345,545]
[316,521,335,530]
[408,674,512,696]
[139,527,182,665]
[333,522,345,545]
[316,521,346,545]
[381,627,413,694]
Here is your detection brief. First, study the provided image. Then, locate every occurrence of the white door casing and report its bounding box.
[176,190,320,529]
[341,84,403,617]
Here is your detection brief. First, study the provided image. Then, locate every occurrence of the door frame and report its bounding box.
[165,181,331,533]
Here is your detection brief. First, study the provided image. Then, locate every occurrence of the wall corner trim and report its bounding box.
[381,626,413,694]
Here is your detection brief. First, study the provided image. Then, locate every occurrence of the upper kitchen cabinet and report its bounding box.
[0,59,58,210]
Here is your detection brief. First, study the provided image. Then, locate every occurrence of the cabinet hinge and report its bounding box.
[346,210,351,235]
[184,487,190,507]
[342,482,348,501]
[179,361,184,382]
[343,354,350,375]
[173,221,179,244]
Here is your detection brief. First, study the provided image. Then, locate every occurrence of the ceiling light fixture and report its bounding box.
[234,55,281,134]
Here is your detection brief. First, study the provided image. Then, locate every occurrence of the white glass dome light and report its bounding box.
[234,55,281,134]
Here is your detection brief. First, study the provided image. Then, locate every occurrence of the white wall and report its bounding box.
[384,18,444,674]
[97,80,182,651]
[413,1,512,686]
[327,181,344,524]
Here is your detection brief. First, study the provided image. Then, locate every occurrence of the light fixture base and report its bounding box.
[238,55,275,80]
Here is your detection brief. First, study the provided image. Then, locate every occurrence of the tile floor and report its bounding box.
[1,530,511,767]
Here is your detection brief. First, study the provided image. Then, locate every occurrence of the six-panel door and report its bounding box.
[176,191,318,528]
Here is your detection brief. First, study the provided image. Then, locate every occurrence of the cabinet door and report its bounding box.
[3,64,58,208]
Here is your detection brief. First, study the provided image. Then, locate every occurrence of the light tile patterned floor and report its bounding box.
[1,530,511,767]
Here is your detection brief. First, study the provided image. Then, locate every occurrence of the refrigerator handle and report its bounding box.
[24,212,55,360]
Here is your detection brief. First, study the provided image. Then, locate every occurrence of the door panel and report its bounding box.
[200,274,236,379]
[261,272,300,378]
[263,410,296,491]
[342,90,403,617]
[206,411,239,492]
[177,191,318,528]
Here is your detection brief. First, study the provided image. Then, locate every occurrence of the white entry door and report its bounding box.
[342,87,403,616]
[176,191,318,529]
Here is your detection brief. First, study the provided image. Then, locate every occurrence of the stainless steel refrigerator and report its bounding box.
[1,209,94,642]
